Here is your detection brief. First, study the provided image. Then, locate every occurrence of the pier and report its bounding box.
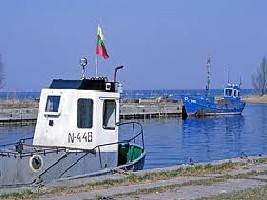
[0,108,38,126]
[120,98,182,119]
[0,98,183,125]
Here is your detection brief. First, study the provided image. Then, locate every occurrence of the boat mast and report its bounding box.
[206,57,211,96]
[227,67,230,84]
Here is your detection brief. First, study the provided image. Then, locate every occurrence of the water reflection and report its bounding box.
[181,115,245,164]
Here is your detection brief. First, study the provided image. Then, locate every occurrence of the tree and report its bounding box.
[0,55,4,89]
[252,57,267,95]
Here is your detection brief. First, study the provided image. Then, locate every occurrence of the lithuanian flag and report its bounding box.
[96,25,109,59]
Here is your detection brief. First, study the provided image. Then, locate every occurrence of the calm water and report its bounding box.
[140,103,267,169]
[0,104,266,169]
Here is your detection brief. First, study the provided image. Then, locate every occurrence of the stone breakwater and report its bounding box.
[0,99,183,125]
[0,107,38,125]
[0,95,266,125]
[242,94,267,104]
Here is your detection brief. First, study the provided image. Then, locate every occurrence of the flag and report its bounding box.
[96,25,109,59]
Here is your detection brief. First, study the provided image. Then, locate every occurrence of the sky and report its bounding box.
[0,0,267,92]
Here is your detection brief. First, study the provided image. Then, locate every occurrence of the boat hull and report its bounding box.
[182,96,246,117]
[0,143,145,187]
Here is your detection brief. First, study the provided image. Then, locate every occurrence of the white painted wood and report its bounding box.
[33,89,120,152]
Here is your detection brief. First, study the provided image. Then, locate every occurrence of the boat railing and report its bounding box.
[95,121,145,168]
[0,145,67,158]
[0,135,67,158]
[52,122,145,177]
[0,122,144,159]
[96,121,144,149]
[118,121,144,149]
[18,136,34,144]
[0,136,34,149]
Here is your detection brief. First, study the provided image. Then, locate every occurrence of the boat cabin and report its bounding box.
[224,84,241,99]
[33,77,120,151]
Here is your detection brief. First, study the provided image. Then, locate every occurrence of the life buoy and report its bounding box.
[29,155,43,172]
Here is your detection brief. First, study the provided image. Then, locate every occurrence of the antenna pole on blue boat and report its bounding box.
[206,56,211,96]
[227,68,230,84]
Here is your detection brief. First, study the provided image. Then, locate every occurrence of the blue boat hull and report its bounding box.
[182,96,246,117]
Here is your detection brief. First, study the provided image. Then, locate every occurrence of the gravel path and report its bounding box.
[39,157,267,200]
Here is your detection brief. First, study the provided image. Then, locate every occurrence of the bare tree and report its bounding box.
[252,57,267,95]
[0,54,4,89]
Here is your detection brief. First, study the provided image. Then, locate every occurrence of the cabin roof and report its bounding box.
[49,78,115,92]
[225,84,240,90]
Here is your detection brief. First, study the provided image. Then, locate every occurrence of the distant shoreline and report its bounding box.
[0,94,266,108]
[242,94,267,104]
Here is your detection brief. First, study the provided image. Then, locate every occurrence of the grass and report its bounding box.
[176,161,235,176]
[0,190,37,200]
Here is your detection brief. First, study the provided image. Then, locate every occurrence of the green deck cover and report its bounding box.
[126,145,142,163]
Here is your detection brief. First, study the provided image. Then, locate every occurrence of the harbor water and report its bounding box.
[0,103,266,169]
[141,103,267,169]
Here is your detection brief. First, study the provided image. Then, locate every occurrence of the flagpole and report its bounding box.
[95,24,99,77]
[95,24,109,77]
[95,56,98,77]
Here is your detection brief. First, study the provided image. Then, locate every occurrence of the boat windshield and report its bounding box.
[224,89,232,97]
[77,98,93,128]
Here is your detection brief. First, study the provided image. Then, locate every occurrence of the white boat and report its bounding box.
[0,60,146,187]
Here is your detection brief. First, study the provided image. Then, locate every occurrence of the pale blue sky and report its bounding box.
[0,0,267,91]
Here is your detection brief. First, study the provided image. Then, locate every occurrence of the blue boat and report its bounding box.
[182,58,246,117]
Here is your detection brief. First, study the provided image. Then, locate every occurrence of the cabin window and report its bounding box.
[45,96,61,112]
[225,89,232,97]
[77,99,93,128]
[103,100,116,129]
[233,90,237,97]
